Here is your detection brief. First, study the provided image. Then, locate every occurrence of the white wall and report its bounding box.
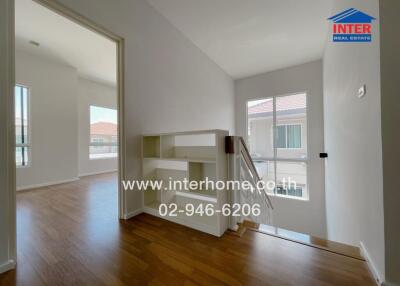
[323,0,385,283]
[16,50,79,190]
[51,0,235,216]
[78,78,117,177]
[235,60,326,238]
[380,1,400,285]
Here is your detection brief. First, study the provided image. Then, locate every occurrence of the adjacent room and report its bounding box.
[14,0,121,224]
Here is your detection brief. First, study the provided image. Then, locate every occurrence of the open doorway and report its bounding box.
[14,0,125,224]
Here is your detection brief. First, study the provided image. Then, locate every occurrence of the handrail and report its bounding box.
[226,136,274,229]
[238,137,274,210]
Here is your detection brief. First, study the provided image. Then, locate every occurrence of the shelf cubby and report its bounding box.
[161,133,216,161]
[142,136,161,158]
[143,159,187,207]
[186,162,217,197]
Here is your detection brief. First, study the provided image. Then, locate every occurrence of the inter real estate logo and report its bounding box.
[328,8,376,42]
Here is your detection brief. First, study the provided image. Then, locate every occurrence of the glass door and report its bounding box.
[247,93,308,200]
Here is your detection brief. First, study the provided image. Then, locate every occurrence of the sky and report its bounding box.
[247,98,271,107]
[15,85,28,120]
[90,105,117,124]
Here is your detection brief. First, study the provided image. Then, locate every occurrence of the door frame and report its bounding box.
[0,0,17,272]
[0,0,127,271]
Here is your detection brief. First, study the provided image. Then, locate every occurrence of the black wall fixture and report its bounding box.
[319,153,328,158]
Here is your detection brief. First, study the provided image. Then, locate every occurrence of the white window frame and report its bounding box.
[246,92,309,201]
[15,84,31,168]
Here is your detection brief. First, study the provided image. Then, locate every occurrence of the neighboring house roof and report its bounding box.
[15,118,28,126]
[90,122,117,136]
[248,93,306,118]
[328,8,376,23]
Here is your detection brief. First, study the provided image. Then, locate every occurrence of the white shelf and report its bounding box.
[144,200,161,210]
[163,157,215,163]
[143,201,219,236]
[142,130,228,237]
[175,190,217,203]
[143,129,227,137]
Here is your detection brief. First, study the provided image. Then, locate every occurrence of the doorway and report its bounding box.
[0,0,126,269]
[14,0,125,215]
[243,87,326,239]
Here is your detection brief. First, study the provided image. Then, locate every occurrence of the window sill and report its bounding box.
[16,165,31,169]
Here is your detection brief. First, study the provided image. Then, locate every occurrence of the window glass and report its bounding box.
[276,161,307,199]
[276,125,286,148]
[254,159,275,195]
[276,93,307,159]
[15,85,30,167]
[287,125,301,148]
[90,106,118,159]
[276,124,302,149]
[247,98,274,158]
[247,93,308,200]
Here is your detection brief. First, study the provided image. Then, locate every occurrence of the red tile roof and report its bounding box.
[248,93,306,115]
[90,122,117,136]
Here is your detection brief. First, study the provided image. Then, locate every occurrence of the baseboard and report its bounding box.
[175,190,217,203]
[79,169,118,178]
[17,177,79,191]
[123,208,143,220]
[17,170,117,191]
[360,241,384,285]
[229,224,239,231]
[0,260,16,274]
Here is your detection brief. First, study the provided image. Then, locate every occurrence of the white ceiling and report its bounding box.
[15,0,117,86]
[148,0,334,79]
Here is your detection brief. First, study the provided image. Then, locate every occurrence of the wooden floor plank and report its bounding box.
[0,173,376,286]
[242,221,364,260]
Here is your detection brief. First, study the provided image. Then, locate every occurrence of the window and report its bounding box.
[91,138,106,143]
[90,106,118,159]
[15,85,30,167]
[276,185,304,198]
[247,93,308,200]
[275,124,301,149]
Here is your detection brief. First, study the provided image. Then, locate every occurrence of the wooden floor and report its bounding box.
[241,221,364,260]
[0,173,376,286]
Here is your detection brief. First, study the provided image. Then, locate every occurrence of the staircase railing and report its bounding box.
[226,136,273,230]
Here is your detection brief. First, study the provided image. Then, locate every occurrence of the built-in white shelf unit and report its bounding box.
[141,130,229,236]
